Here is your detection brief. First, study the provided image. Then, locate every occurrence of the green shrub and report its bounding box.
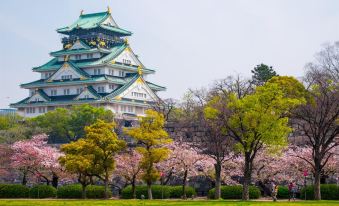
[57,184,111,199]
[30,185,57,198]
[86,185,112,199]
[0,184,30,198]
[300,184,339,200]
[208,185,261,199]
[277,186,289,199]
[169,186,196,198]
[57,184,82,199]
[121,185,171,199]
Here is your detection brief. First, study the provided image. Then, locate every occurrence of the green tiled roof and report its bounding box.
[33,43,155,74]
[37,89,51,101]
[86,85,101,99]
[105,75,139,99]
[64,61,91,78]
[21,75,126,88]
[146,81,166,91]
[33,44,127,72]
[50,47,110,57]
[56,11,132,36]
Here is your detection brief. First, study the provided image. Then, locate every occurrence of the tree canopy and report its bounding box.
[251,63,278,86]
[124,110,172,199]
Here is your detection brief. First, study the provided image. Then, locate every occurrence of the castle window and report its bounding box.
[63,88,70,95]
[61,75,72,80]
[26,107,36,114]
[38,107,46,113]
[132,92,146,99]
[51,90,57,96]
[118,71,125,77]
[109,69,114,75]
[97,86,105,93]
[76,88,83,94]
[84,95,89,99]
[94,69,101,75]
[120,105,126,112]
[109,84,115,90]
[86,53,93,59]
[123,59,131,65]
[127,106,134,113]
[75,54,81,60]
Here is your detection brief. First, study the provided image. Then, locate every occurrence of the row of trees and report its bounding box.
[0,109,172,199]
[0,43,337,201]
[157,43,338,200]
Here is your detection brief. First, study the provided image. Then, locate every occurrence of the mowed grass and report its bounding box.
[0,200,338,206]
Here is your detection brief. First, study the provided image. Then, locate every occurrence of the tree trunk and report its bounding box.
[242,152,252,200]
[104,169,109,199]
[147,181,153,200]
[132,178,136,199]
[182,169,188,199]
[22,171,27,186]
[52,173,58,188]
[214,161,222,199]
[314,163,321,200]
[81,184,87,199]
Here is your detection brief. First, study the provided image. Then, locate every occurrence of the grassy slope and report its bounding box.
[0,200,338,206]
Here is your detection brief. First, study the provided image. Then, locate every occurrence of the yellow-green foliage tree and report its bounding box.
[59,139,94,199]
[60,120,126,199]
[84,120,126,199]
[204,76,306,200]
[124,110,172,199]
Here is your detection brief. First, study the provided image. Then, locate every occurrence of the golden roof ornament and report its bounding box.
[124,38,129,45]
[138,65,143,76]
[64,55,70,62]
[107,6,111,14]
[80,10,84,16]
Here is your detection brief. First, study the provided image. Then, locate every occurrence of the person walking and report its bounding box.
[288,182,297,201]
[271,181,278,201]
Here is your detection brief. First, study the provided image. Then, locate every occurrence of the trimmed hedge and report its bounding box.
[121,185,175,199]
[57,184,82,199]
[57,184,111,199]
[277,186,289,199]
[208,185,261,199]
[0,184,30,198]
[300,184,339,200]
[30,185,57,198]
[169,186,196,198]
[121,185,197,199]
[86,185,112,199]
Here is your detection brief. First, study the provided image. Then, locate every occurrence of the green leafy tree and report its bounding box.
[0,114,23,130]
[60,119,126,199]
[0,115,43,144]
[59,139,94,199]
[251,63,278,86]
[124,110,172,199]
[204,76,305,200]
[84,120,126,199]
[68,104,114,140]
[32,108,71,143]
[32,104,114,143]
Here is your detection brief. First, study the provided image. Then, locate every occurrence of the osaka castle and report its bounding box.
[11,8,165,119]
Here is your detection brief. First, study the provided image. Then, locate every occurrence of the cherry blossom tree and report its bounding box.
[166,142,207,198]
[10,134,64,187]
[114,149,142,199]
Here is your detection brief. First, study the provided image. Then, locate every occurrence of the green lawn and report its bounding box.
[0,200,338,206]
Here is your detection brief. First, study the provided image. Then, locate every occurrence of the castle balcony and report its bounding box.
[61,33,124,46]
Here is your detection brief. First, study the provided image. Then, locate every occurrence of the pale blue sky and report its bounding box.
[0,0,339,108]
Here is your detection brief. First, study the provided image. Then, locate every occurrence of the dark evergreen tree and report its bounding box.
[251,64,278,85]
